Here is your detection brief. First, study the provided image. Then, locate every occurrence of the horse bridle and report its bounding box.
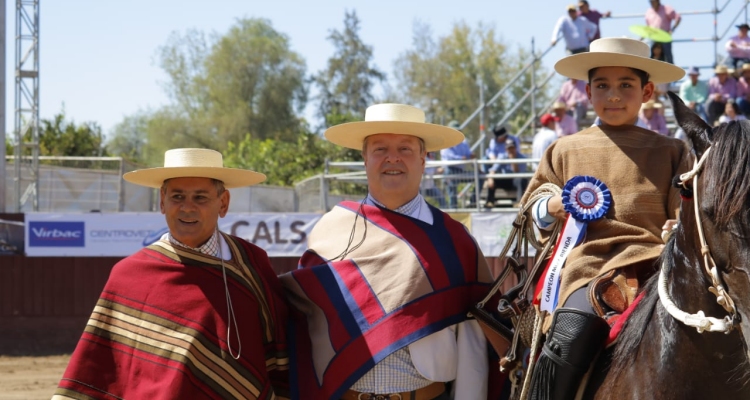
[658,146,740,333]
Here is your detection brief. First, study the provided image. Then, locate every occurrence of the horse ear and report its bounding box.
[667,91,712,157]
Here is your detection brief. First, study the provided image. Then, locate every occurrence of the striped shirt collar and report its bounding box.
[366,193,424,217]
[166,230,221,258]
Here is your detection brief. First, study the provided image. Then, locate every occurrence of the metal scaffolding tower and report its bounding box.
[13,0,39,212]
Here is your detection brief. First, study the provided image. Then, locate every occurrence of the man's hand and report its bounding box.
[485,178,494,189]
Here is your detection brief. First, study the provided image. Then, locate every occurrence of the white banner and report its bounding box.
[470,212,537,257]
[25,212,321,257]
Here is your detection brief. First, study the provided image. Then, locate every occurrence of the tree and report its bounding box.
[107,111,150,164]
[156,18,308,147]
[32,111,107,157]
[393,21,550,144]
[312,11,385,127]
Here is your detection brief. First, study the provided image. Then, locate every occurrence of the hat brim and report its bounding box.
[123,167,266,189]
[324,121,465,151]
[554,52,685,84]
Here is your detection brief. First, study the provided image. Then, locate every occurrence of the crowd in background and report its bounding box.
[421,0,746,210]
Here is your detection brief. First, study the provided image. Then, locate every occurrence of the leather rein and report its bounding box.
[659,147,739,333]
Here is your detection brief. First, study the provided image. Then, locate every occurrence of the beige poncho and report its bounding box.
[522,124,691,310]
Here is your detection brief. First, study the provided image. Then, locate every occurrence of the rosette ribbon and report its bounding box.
[534,176,611,313]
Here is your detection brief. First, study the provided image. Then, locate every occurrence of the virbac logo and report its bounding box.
[29,221,85,247]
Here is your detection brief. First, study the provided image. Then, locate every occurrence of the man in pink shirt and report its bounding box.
[706,65,739,126]
[578,1,610,41]
[726,23,750,70]
[552,101,578,136]
[645,0,681,64]
[736,63,750,115]
[638,100,669,135]
[558,77,589,125]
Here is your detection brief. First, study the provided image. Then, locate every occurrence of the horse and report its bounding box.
[580,92,750,399]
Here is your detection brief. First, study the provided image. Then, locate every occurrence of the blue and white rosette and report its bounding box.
[536,176,611,313]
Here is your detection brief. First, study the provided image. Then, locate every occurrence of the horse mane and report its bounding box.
[705,121,750,229]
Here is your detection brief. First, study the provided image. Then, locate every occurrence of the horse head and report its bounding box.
[670,91,750,360]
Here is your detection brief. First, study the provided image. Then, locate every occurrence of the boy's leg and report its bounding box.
[529,287,609,400]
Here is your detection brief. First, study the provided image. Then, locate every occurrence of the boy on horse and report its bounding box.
[522,38,690,400]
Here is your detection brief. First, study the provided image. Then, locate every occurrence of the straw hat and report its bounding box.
[641,99,663,111]
[554,37,685,84]
[324,103,464,151]
[123,148,266,189]
[714,65,729,74]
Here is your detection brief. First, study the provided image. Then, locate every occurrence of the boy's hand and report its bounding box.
[547,195,568,221]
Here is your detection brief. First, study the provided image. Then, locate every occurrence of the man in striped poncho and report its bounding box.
[53,148,289,400]
[280,104,500,400]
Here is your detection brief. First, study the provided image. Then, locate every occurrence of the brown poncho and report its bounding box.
[522,124,691,310]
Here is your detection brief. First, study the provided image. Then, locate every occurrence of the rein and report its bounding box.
[658,147,739,334]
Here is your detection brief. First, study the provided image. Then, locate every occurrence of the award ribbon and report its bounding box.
[534,176,611,313]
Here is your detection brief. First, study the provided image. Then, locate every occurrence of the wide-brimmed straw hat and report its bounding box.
[554,37,685,84]
[324,103,464,151]
[641,99,663,110]
[123,148,266,189]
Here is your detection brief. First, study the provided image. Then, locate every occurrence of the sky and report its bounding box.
[1,0,748,142]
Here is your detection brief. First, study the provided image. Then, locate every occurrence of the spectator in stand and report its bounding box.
[650,42,669,100]
[440,120,474,209]
[706,65,739,126]
[532,113,558,169]
[558,77,589,125]
[551,4,598,54]
[645,0,681,64]
[578,1,610,41]
[422,152,446,208]
[639,100,669,135]
[484,138,528,208]
[735,63,750,115]
[725,23,750,70]
[718,100,747,124]
[679,66,709,121]
[487,122,522,152]
[552,101,578,136]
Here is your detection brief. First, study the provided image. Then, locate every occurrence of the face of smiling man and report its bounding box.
[160,177,230,248]
[363,134,426,210]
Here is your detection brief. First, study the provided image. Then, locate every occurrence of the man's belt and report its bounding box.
[342,382,446,400]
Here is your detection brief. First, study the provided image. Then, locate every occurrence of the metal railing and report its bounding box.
[302,158,539,213]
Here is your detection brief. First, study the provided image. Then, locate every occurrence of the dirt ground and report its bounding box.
[0,355,69,400]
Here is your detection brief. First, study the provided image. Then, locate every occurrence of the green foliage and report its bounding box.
[126,18,309,163]
[4,137,11,156]
[223,129,360,187]
[33,112,108,157]
[312,11,385,126]
[393,21,551,145]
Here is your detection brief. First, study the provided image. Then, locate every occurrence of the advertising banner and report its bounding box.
[0,218,25,255]
[470,212,537,257]
[25,213,321,257]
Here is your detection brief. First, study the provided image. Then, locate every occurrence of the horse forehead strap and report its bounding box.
[679,147,712,186]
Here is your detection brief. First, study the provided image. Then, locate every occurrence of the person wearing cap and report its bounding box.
[678,66,709,121]
[439,120,475,209]
[557,77,590,125]
[645,0,681,64]
[735,63,750,115]
[552,100,578,136]
[638,99,669,135]
[484,137,528,208]
[577,1,610,41]
[54,149,290,399]
[523,38,690,399]
[532,113,558,169]
[725,23,750,70]
[551,4,598,54]
[706,64,739,126]
[279,104,496,400]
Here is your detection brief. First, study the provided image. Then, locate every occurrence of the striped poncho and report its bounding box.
[281,201,494,400]
[54,233,289,400]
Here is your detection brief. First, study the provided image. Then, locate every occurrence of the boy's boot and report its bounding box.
[529,308,610,400]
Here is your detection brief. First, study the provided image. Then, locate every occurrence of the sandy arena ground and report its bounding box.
[0,355,69,400]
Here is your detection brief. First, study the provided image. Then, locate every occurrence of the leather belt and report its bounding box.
[341,382,446,400]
